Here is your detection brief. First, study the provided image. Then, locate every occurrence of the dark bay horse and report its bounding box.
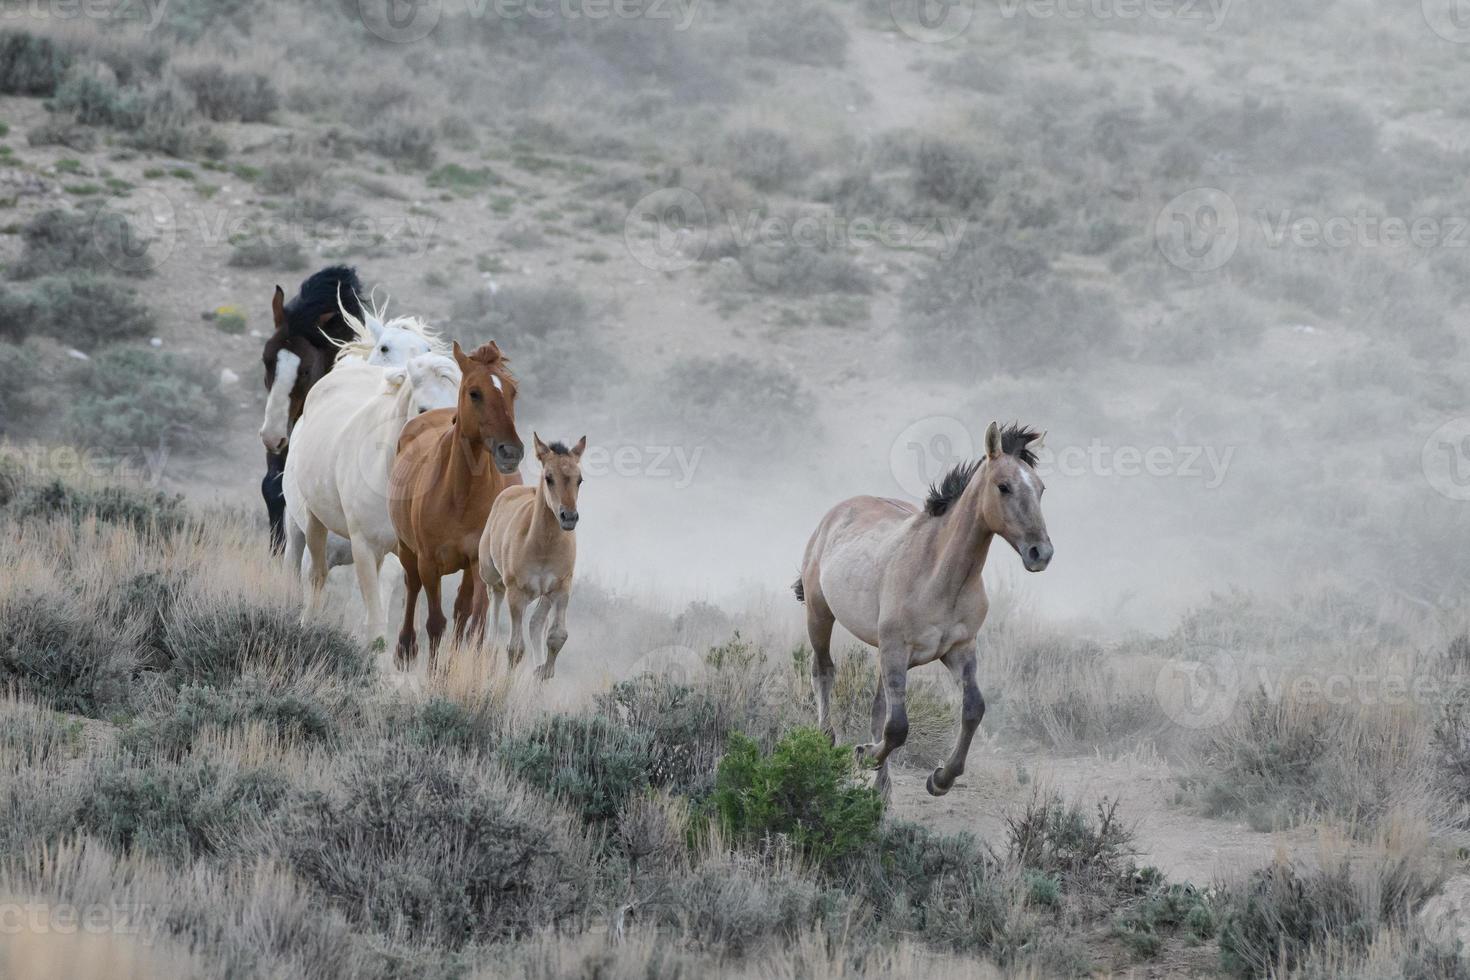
[795,422,1053,798]
[259,266,364,552]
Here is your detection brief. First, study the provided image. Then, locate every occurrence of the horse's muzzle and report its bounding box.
[1023,541,1054,572]
[558,510,579,531]
[492,442,524,474]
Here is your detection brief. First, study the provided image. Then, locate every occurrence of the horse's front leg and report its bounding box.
[535,593,570,682]
[928,645,984,797]
[451,572,477,645]
[856,639,909,791]
[505,585,532,667]
[422,568,448,665]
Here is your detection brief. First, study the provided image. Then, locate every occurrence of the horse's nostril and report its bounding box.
[1028,546,1040,560]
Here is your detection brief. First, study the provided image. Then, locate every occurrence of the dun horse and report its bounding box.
[259,266,363,552]
[389,341,524,665]
[480,435,585,680]
[795,422,1053,797]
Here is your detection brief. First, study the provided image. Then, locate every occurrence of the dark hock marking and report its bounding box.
[962,687,986,726]
[883,709,909,748]
[924,421,1042,517]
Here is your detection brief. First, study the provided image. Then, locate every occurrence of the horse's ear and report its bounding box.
[367,317,384,341]
[452,341,468,369]
[572,435,587,458]
[272,286,285,327]
[533,432,550,458]
[984,421,1002,460]
[1027,430,1047,452]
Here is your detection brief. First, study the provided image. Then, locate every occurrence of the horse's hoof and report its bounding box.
[926,767,952,797]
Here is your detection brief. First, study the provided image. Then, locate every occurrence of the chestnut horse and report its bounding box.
[795,422,1053,798]
[259,266,363,553]
[389,341,524,666]
[480,434,585,680]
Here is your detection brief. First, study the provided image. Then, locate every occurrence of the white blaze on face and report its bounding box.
[259,349,301,451]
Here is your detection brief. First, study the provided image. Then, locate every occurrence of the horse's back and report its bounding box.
[803,495,919,648]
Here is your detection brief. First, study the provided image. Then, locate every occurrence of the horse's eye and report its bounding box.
[998,483,1012,495]
[469,390,482,401]
[546,475,554,486]
[577,477,583,487]
[379,345,388,353]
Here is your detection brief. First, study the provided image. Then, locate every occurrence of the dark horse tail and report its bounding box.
[791,577,804,603]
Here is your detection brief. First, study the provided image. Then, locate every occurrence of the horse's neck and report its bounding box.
[527,488,562,547]
[932,469,995,594]
[443,416,492,501]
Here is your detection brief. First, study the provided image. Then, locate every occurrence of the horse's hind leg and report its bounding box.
[856,639,909,778]
[928,646,984,798]
[302,513,331,622]
[395,546,421,669]
[805,597,837,743]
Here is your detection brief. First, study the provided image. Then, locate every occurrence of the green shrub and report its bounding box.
[1113,881,1216,959]
[121,681,337,758]
[7,478,188,535]
[912,139,992,212]
[364,115,437,169]
[160,599,369,690]
[0,30,72,96]
[0,591,137,718]
[0,699,82,772]
[12,208,155,280]
[498,714,652,825]
[52,70,145,128]
[665,855,848,955]
[748,3,848,67]
[840,820,1008,954]
[711,728,882,867]
[0,274,152,348]
[176,64,277,122]
[65,346,228,454]
[228,235,308,271]
[722,127,801,192]
[402,696,498,756]
[264,745,592,947]
[77,754,289,863]
[1218,859,1438,978]
[598,675,735,797]
[1006,791,1134,893]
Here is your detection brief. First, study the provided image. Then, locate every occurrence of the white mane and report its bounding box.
[332,286,444,363]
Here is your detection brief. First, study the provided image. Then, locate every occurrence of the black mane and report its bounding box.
[923,423,1041,517]
[286,266,363,347]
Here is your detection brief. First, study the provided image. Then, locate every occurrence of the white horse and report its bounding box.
[283,352,462,645]
[279,299,445,573]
